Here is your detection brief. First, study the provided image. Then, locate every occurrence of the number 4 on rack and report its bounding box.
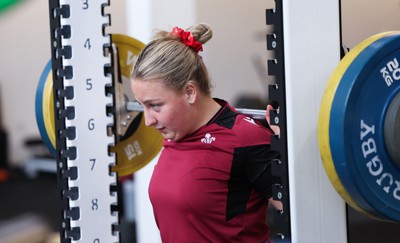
[84,38,91,50]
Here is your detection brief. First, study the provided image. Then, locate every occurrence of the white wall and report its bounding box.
[197,0,275,104]
[0,0,50,166]
[341,0,400,48]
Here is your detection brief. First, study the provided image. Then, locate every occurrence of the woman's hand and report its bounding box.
[268,197,283,211]
[266,105,280,135]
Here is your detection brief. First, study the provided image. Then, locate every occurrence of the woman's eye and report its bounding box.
[150,104,161,111]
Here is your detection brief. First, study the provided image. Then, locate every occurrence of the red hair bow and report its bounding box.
[171,27,203,53]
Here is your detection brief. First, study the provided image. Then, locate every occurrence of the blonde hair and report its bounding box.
[131,23,213,95]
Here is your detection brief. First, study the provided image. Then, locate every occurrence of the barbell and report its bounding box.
[126,101,267,120]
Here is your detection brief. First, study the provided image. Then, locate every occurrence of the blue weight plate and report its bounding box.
[330,32,400,222]
[35,60,56,156]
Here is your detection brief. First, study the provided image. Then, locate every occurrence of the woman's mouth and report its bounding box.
[157,127,166,133]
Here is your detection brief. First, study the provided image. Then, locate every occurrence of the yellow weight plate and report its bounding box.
[35,60,56,156]
[110,113,163,176]
[318,31,397,219]
[109,34,163,176]
[111,34,145,78]
[43,71,56,149]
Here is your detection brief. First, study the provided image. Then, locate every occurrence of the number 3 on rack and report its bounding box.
[82,0,89,10]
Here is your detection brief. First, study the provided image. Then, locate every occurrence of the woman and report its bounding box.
[131,23,281,243]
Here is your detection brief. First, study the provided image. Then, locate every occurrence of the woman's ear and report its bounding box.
[185,82,197,104]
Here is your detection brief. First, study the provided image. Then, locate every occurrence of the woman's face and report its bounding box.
[131,79,194,141]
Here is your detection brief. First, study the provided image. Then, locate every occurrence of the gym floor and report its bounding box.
[0,168,399,243]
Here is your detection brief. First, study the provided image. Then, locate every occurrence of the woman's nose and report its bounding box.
[143,110,156,127]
